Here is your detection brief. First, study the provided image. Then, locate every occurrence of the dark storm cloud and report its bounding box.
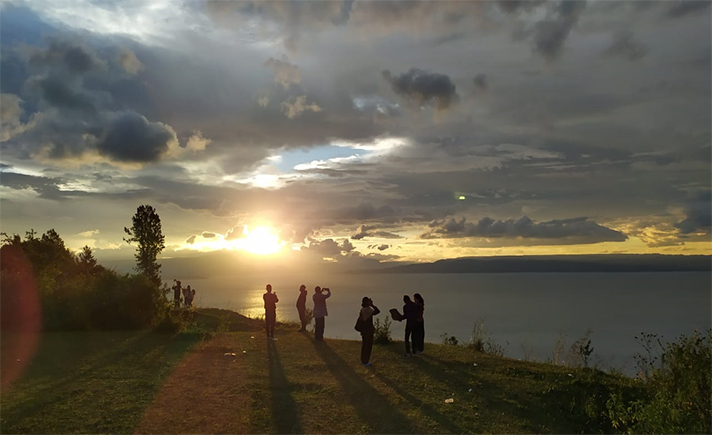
[422,216,627,243]
[28,39,105,75]
[350,224,403,240]
[382,68,458,110]
[376,244,390,251]
[675,191,712,234]
[604,31,648,61]
[532,0,587,62]
[32,75,97,112]
[666,1,711,19]
[332,203,397,222]
[96,111,177,163]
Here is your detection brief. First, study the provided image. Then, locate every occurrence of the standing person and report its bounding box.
[296,284,308,332]
[185,285,194,307]
[413,293,425,354]
[313,286,331,341]
[182,286,190,308]
[358,297,380,366]
[172,280,182,308]
[402,295,418,356]
[263,284,279,340]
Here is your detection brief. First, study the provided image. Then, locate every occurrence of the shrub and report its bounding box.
[374,317,392,344]
[605,330,712,434]
[440,332,459,346]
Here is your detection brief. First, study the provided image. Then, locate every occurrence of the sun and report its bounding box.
[239,226,285,255]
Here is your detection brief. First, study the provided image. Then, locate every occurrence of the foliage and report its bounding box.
[468,319,507,356]
[123,205,166,285]
[373,316,392,344]
[440,332,459,346]
[567,328,595,368]
[77,245,98,272]
[1,228,167,331]
[605,330,712,434]
[304,307,314,328]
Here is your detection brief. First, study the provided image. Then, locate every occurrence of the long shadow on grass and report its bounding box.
[310,338,418,434]
[267,340,302,434]
[372,371,466,434]
[414,351,567,433]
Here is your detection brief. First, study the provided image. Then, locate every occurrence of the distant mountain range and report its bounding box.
[377,254,712,274]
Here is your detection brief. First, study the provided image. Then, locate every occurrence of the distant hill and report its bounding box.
[378,254,712,274]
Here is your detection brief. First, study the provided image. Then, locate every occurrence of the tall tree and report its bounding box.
[78,245,97,272]
[124,205,165,285]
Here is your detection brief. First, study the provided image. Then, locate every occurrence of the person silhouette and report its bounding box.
[296,284,308,332]
[263,284,279,340]
[185,285,194,307]
[313,286,331,341]
[358,297,380,366]
[413,293,425,354]
[172,280,182,308]
[402,295,418,356]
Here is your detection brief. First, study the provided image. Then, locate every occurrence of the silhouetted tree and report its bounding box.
[124,205,165,285]
[78,245,97,272]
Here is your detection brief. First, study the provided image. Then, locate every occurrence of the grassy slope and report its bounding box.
[1,309,633,434]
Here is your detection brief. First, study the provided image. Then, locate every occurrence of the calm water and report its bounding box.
[181,272,711,371]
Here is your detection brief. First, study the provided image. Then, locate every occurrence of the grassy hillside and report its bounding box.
[0,309,647,434]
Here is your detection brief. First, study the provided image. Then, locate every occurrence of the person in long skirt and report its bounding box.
[413,293,425,354]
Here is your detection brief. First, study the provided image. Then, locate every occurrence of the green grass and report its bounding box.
[1,309,637,434]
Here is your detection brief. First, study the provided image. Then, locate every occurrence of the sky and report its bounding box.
[1,0,710,269]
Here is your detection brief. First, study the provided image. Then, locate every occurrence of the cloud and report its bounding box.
[675,191,711,234]
[604,31,648,61]
[422,216,628,244]
[281,95,322,118]
[0,93,34,141]
[351,224,402,240]
[301,237,354,256]
[117,48,143,74]
[532,0,587,62]
[77,229,99,237]
[28,39,105,75]
[31,74,98,112]
[264,57,301,89]
[666,1,711,19]
[97,111,178,162]
[184,130,211,153]
[473,74,488,91]
[382,68,459,110]
[377,244,390,251]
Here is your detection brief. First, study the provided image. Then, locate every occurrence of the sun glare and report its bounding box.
[239,226,284,255]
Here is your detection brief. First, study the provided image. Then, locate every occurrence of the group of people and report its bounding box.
[263,284,331,340]
[262,284,425,367]
[171,279,196,308]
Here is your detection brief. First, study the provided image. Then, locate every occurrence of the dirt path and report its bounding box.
[134,334,250,434]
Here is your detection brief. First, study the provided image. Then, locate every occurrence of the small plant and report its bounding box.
[440,332,459,346]
[633,332,665,379]
[567,328,595,368]
[468,319,486,351]
[304,307,314,329]
[552,332,567,365]
[484,338,508,357]
[374,317,392,344]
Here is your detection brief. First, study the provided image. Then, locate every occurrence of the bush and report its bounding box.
[374,317,392,344]
[605,330,712,434]
[441,332,459,346]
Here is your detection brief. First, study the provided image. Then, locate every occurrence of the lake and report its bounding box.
[180,272,711,373]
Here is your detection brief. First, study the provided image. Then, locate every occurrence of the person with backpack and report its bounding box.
[356,297,380,366]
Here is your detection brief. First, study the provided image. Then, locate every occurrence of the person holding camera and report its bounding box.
[312,286,331,341]
[357,297,380,366]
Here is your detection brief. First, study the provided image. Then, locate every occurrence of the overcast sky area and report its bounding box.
[1,0,710,268]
